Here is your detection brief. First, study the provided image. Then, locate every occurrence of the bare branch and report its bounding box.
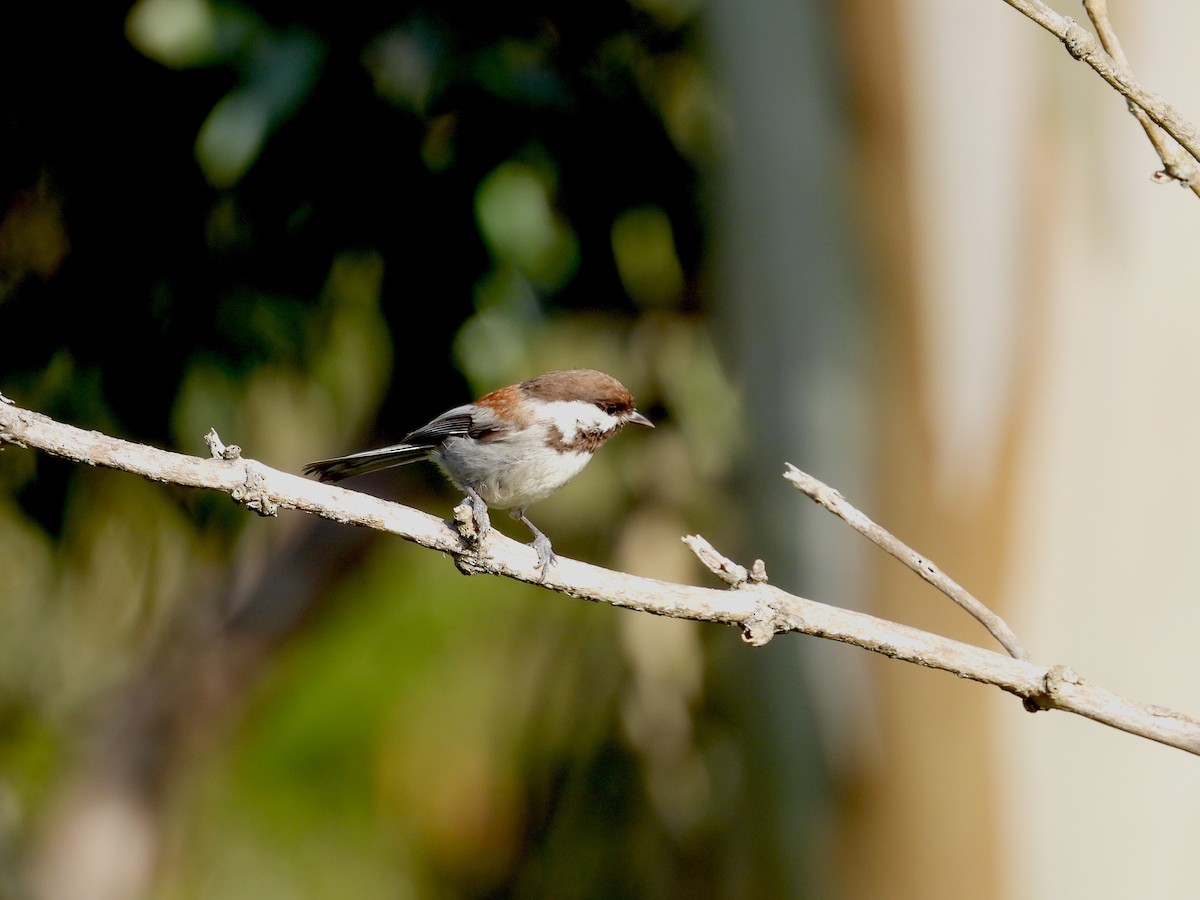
[1080,0,1200,195]
[4,400,1200,755]
[783,464,1028,660]
[1001,0,1200,187]
[682,534,768,588]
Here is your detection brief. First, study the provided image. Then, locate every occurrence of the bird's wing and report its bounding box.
[303,405,514,483]
[399,405,479,446]
[401,403,514,445]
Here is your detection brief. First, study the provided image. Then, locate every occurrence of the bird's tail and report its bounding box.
[303,443,430,483]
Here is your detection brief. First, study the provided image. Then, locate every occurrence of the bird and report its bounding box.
[303,369,653,570]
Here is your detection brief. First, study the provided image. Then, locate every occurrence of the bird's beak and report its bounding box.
[629,410,654,428]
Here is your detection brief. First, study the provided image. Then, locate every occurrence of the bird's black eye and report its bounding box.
[604,403,621,415]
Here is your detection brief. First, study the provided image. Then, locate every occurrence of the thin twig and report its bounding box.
[1001,0,1200,178]
[681,534,769,587]
[783,464,1029,660]
[1080,0,1200,194]
[4,400,1200,754]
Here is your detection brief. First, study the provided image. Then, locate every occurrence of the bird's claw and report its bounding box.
[454,493,492,553]
[469,495,491,540]
[531,534,558,575]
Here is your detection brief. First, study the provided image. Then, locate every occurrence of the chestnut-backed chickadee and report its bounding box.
[303,369,653,570]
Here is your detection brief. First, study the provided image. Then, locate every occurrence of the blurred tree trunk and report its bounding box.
[834,5,1010,897]
[708,0,878,897]
[710,0,1018,897]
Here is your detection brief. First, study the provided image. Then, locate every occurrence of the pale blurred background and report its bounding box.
[1,0,1198,898]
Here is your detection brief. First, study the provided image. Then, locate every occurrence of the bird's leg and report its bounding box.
[510,508,557,573]
[461,487,491,545]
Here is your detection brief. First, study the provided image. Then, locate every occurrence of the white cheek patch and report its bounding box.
[542,400,616,442]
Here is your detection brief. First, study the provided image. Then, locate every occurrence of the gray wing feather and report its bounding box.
[400,406,479,446]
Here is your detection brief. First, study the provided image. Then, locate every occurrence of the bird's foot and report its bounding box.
[469,495,491,539]
[454,492,491,553]
[530,533,558,576]
[510,509,557,577]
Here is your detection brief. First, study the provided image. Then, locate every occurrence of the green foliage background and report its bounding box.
[0,0,808,897]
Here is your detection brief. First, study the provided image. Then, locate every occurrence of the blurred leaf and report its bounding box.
[362,21,446,116]
[125,0,221,68]
[195,27,325,187]
[475,159,579,289]
[611,205,685,308]
[473,36,568,107]
[0,177,70,300]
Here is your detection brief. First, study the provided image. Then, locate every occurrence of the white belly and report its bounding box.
[434,435,593,510]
